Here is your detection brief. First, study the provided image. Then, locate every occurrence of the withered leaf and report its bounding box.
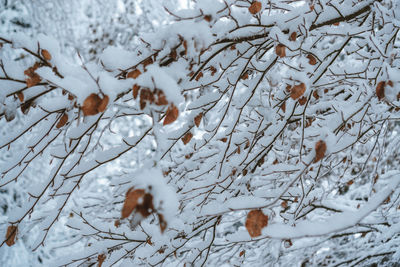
[155,90,168,106]
[245,210,268,238]
[290,83,306,100]
[307,54,317,65]
[82,93,101,116]
[182,132,193,145]
[289,32,297,41]
[24,62,41,88]
[97,95,109,112]
[121,188,145,219]
[20,100,33,115]
[56,113,68,128]
[136,193,154,218]
[163,104,179,125]
[376,81,385,100]
[312,90,319,100]
[143,57,153,68]
[97,254,106,267]
[210,66,217,76]
[17,92,24,102]
[280,101,286,112]
[5,225,17,246]
[298,96,307,105]
[195,71,203,81]
[194,112,203,127]
[183,40,188,55]
[133,84,140,99]
[127,69,142,79]
[249,1,262,14]
[314,140,327,163]
[82,94,110,116]
[204,15,212,22]
[158,213,167,233]
[275,44,286,58]
[241,72,249,80]
[41,49,52,61]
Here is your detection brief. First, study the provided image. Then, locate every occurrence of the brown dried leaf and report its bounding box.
[20,100,33,115]
[136,193,154,217]
[210,66,217,76]
[183,40,188,55]
[239,250,245,257]
[280,101,286,112]
[298,96,307,105]
[97,254,106,267]
[5,225,17,246]
[158,213,167,233]
[314,140,327,163]
[17,92,24,102]
[82,93,101,116]
[182,132,193,145]
[56,113,68,128]
[155,90,168,106]
[41,49,52,61]
[140,98,147,110]
[121,188,145,219]
[290,83,306,100]
[305,117,314,128]
[249,1,262,14]
[82,94,109,116]
[275,44,286,58]
[97,95,109,112]
[245,210,268,238]
[163,104,179,125]
[24,63,41,88]
[376,81,385,100]
[289,32,297,41]
[307,54,317,65]
[204,15,212,22]
[312,90,319,99]
[26,75,41,88]
[195,71,203,81]
[133,84,140,99]
[241,72,249,80]
[143,58,153,68]
[127,69,142,79]
[244,140,250,149]
[194,112,203,127]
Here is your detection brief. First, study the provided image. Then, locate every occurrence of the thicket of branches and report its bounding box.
[1,0,400,266]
